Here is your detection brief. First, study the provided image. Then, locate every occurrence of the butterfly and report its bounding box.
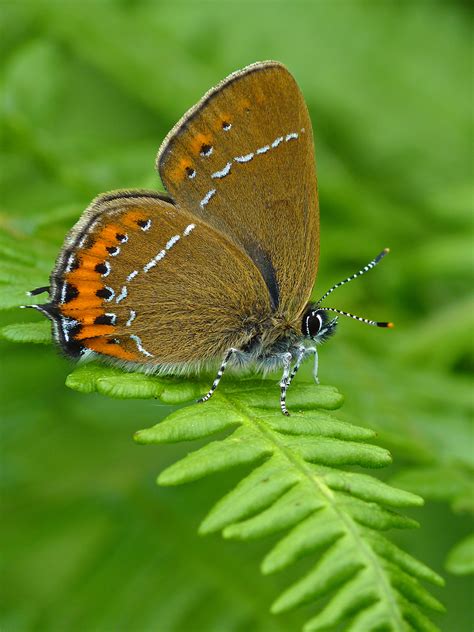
[26,61,392,415]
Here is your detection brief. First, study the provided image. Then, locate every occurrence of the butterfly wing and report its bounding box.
[157,61,319,322]
[46,191,272,366]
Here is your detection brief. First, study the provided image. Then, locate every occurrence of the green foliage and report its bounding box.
[390,465,474,578]
[63,361,446,630]
[131,379,444,631]
[445,534,474,576]
[0,321,51,344]
[0,216,448,627]
[1,0,472,630]
[390,467,473,516]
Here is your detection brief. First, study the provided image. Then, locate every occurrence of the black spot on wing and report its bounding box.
[63,337,85,358]
[94,314,115,325]
[95,263,108,274]
[63,283,79,303]
[96,287,113,300]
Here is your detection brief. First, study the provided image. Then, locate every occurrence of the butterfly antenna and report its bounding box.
[318,306,393,328]
[317,248,390,305]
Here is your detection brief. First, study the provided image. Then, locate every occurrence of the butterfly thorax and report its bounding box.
[233,314,303,369]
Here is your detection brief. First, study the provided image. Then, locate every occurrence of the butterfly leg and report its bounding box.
[288,346,319,386]
[280,346,318,415]
[198,348,237,403]
[279,352,293,416]
[287,346,317,387]
[312,346,320,384]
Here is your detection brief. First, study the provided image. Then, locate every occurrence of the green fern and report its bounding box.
[0,204,447,631]
[0,321,51,344]
[0,218,446,630]
[445,534,474,576]
[1,2,471,625]
[390,466,474,578]
[60,364,444,631]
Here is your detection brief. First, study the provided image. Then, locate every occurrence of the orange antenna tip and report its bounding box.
[387,322,394,328]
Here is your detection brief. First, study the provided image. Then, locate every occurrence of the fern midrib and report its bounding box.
[222,392,405,630]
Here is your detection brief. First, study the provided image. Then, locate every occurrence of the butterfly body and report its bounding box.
[28,61,391,414]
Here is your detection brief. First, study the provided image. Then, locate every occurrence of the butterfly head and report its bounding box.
[301,248,394,344]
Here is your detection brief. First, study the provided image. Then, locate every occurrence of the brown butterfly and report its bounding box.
[26,61,392,415]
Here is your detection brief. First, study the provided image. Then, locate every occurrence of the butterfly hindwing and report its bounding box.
[48,191,272,366]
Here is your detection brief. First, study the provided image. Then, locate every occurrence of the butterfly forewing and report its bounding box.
[158,61,319,322]
[51,192,271,365]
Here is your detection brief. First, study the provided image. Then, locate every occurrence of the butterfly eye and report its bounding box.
[303,310,324,338]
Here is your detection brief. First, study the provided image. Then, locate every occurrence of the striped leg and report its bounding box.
[279,352,293,416]
[198,348,237,403]
[286,346,317,389]
[280,347,318,416]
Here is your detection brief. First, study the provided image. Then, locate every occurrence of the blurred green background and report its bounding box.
[1,1,472,630]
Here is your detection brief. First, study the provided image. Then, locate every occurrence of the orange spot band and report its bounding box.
[75,325,115,340]
[84,337,137,361]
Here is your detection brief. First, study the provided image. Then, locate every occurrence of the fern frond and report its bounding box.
[390,465,474,578]
[0,226,446,629]
[445,534,474,576]
[64,364,444,628]
[124,374,446,631]
[390,466,473,514]
[0,321,51,344]
[0,229,56,310]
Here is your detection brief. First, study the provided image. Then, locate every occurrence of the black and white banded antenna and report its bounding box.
[317,248,390,305]
[318,306,393,328]
[317,248,394,328]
